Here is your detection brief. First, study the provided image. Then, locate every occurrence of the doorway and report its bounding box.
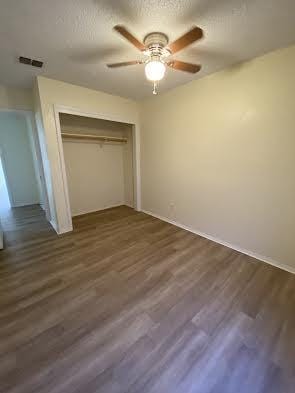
[0,152,10,214]
[0,111,48,240]
[59,113,135,218]
[53,106,141,233]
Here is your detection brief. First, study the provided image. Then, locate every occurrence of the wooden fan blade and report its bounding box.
[107,60,143,68]
[167,60,201,73]
[114,25,146,51]
[167,26,203,54]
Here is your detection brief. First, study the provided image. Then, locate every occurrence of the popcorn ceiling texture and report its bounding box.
[0,0,295,99]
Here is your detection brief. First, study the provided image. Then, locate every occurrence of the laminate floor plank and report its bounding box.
[0,205,294,393]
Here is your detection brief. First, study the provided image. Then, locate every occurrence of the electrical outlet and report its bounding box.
[169,202,175,218]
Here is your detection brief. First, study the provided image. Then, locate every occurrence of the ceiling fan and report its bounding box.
[107,25,203,95]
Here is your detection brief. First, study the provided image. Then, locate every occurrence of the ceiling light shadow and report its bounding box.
[180,0,247,23]
[68,46,126,64]
[92,0,136,24]
[188,47,239,64]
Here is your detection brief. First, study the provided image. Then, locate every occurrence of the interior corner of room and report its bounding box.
[1,42,295,272]
[1,2,295,391]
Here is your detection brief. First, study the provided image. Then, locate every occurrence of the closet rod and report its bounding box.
[61,132,127,143]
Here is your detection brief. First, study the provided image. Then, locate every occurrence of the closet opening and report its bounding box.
[58,112,137,223]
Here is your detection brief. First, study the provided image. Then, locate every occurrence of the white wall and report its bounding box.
[0,155,9,248]
[0,85,33,111]
[60,114,133,216]
[0,112,40,207]
[35,76,140,233]
[59,113,127,137]
[27,117,44,205]
[140,44,295,272]
[0,154,10,211]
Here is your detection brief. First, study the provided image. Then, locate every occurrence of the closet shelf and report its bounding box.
[61,132,127,143]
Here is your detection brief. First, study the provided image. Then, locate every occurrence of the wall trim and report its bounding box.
[141,209,295,275]
[26,112,50,220]
[11,201,40,208]
[50,218,72,235]
[125,203,134,208]
[71,203,126,218]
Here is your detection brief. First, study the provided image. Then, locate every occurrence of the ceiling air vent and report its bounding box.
[19,56,31,65]
[31,60,43,68]
[19,56,43,68]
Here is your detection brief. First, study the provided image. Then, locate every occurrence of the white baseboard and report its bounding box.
[72,203,125,218]
[54,204,133,235]
[141,209,295,275]
[50,218,73,235]
[11,201,40,208]
[125,203,134,208]
[0,229,3,250]
[49,219,59,234]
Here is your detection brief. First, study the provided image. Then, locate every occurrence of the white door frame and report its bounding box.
[53,104,141,232]
[26,112,50,218]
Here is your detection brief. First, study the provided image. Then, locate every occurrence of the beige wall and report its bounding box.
[63,141,125,216]
[0,85,33,111]
[60,114,134,215]
[59,113,127,137]
[36,76,139,232]
[140,45,295,272]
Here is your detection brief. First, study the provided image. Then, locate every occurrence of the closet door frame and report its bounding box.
[53,104,141,233]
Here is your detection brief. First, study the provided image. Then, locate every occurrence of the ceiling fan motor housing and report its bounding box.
[144,32,170,57]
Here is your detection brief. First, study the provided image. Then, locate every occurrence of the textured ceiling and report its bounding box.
[0,0,295,99]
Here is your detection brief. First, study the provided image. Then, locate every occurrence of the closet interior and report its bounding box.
[59,113,134,217]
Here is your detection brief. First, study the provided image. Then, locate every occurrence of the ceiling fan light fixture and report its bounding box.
[145,60,166,81]
[108,25,203,94]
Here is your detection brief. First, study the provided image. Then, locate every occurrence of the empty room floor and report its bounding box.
[0,205,295,393]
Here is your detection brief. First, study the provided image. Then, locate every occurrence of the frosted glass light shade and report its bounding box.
[145,60,166,81]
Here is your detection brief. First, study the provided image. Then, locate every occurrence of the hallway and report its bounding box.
[0,204,49,249]
[0,154,10,215]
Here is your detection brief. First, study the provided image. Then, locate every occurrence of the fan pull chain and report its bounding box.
[153,81,158,95]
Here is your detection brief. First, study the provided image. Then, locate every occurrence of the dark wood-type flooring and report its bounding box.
[1,205,295,393]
